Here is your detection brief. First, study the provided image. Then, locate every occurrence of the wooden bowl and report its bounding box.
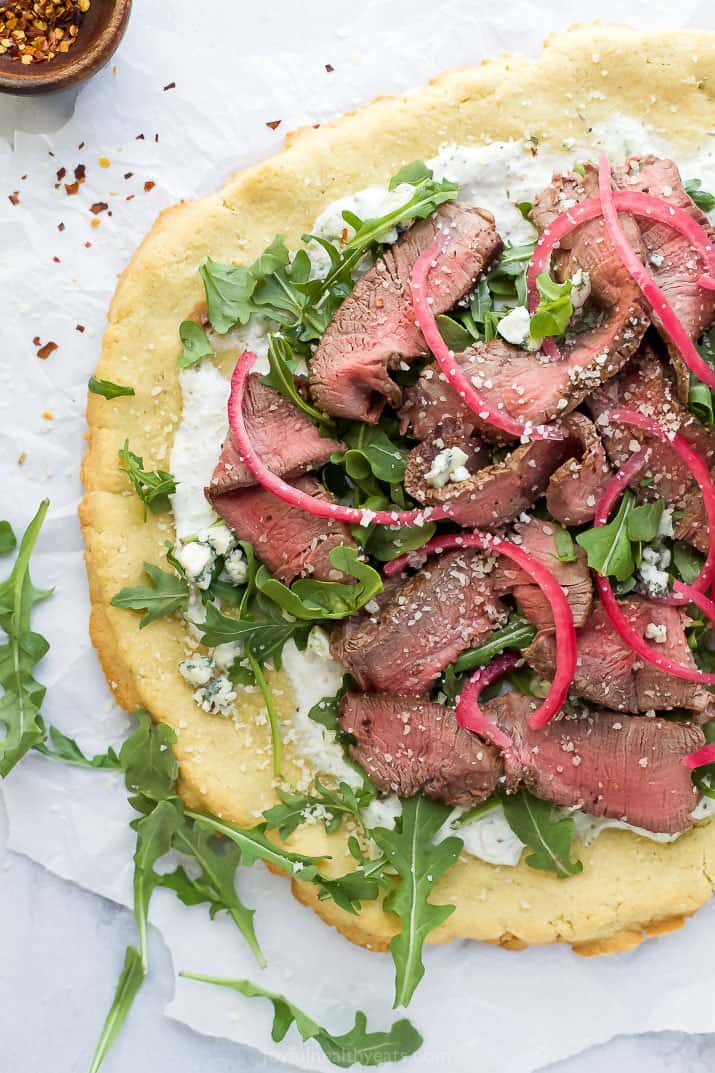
[0,0,132,96]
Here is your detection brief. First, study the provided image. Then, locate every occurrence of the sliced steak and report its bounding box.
[588,342,715,552]
[207,475,355,583]
[208,374,343,494]
[339,692,502,806]
[526,599,711,713]
[612,156,715,399]
[492,518,593,630]
[309,202,503,423]
[330,548,506,694]
[403,425,568,528]
[484,692,703,833]
[545,413,612,525]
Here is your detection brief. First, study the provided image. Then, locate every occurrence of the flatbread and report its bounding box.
[80,23,715,956]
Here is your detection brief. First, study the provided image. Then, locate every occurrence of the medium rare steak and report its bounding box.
[208,475,355,583]
[208,374,343,494]
[339,692,502,806]
[485,692,703,833]
[309,202,502,423]
[526,599,711,714]
[330,549,506,694]
[545,413,612,525]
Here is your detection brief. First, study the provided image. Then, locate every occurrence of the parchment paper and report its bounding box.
[2,2,715,1071]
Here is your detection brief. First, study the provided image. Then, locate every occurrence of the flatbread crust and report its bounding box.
[80,23,715,956]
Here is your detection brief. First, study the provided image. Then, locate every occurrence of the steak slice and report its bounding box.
[545,413,612,525]
[485,692,703,834]
[208,374,343,494]
[339,692,502,806]
[330,548,506,694]
[309,202,503,423]
[208,475,355,583]
[588,342,715,553]
[526,599,711,714]
[612,156,715,400]
[492,518,593,630]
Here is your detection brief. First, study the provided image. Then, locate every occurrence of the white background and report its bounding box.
[2,2,715,1072]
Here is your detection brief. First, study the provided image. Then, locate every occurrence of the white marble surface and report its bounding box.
[3,1,715,1071]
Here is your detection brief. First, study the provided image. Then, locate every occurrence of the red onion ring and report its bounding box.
[384,530,576,728]
[684,742,715,770]
[411,235,563,442]
[455,652,520,750]
[227,350,452,528]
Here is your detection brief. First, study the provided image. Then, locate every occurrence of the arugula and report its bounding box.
[88,946,144,1073]
[88,376,135,399]
[501,790,583,878]
[438,242,535,345]
[255,547,383,622]
[132,800,179,970]
[0,520,16,555]
[199,236,290,333]
[688,326,715,426]
[685,178,715,213]
[264,777,373,839]
[673,540,704,585]
[195,597,311,667]
[178,320,214,368]
[260,333,335,431]
[180,975,422,1068]
[528,272,573,343]
[440,615,536,702]
[576,492,666,581]
[552,527,577,563]
[0,500,52,776]
[371,796,462,1008]
[118,441,177,518]
[338,424,408,484]
[111,562,189,627]
[34,721,120,770]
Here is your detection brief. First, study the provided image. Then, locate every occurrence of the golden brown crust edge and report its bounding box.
[80,22,715,956]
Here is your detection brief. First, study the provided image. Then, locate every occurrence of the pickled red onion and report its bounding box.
[227,351,452,528]
[684,742,715,770]
[455,652,520,751]
[384,530,576,728]
[411,235,563,442]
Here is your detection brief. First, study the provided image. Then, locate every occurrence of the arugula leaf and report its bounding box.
[342,166,458,256]
[689,378,714,427]
[0,521,16,555]
[88,376,135,399]
[180,975,422,1068]
[364,519,437,563]
[195,598,310,667]
[132,800,179,969]
[339,424,408,484]
[528,272,573,343]
[88,946,144,1073]
[388,160,434,188]
[200,258,257,333]
[517,200,533,220]
[0,500,52,776]
[118,441,177,517]
[111,562,189,628]
[178,320,214,368]
[627,498,664,543]
[436,314,473,352]
[260,333,335,430]
[34,722,120,770]
[371,796,462,1007]
[118,709,178,805]
[161,822,265,966]
[673,540,704,585]
[552,527,577,563]
[255,547,383,622]
[264,778,371,839]
[440,615,536,702]
[576,491,635,581]
[685,178,715,213]
[501,790,582,878]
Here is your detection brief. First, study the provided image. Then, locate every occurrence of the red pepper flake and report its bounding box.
[126,194,135,201]
[52,256,60,263]
[84,241,92,248]
[340,227,349,245]
[312,123,320,129]
[35,339,58,360]
[123,171,133,180]
[78,141,85,150]
[266,120,281,130]
[58,221,65,231]
[8,191,20,205]
[75,324,85,332]
[74,163,86,182]
[163,81,175,91]
[64,181,79,196]
[21,174,27,181]
[325,63,334,72]
[143,181,155,193]
[90,201,108,214]
[154,133,159,142]
[136,133,145,140]
[56,166,66,182]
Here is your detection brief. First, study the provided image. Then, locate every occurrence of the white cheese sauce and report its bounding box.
[170,115,715,866]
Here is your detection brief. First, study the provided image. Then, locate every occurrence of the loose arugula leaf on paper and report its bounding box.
[0,500,52,776]
[501,790,583,878]
[371,796,463,1008]
[180,975,422,1068]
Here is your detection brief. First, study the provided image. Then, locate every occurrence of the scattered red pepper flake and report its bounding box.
[35,339,58,360]
[8,191,19,205]
[52,256,60,263]
[90,201,108,214]
[21,174,27,181]
[312,123,320,129]
[126,194,135,201]
[123,171,133,179]
[136,133,145,140]
[154,133,159,142]
[74,163,86,181]
[84,240,91,247]
[75,324,85,332]
[163,81,175,91]
[56,166,66,182]
[64,181,79,196]
[325,63,334,72]
[340,227,349,245]
[266,120,281,130]
[143,181,155,193]
[78,141,85,150]
[58,221,65,231]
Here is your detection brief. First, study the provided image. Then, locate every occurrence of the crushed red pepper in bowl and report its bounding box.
[0,0,90,65]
